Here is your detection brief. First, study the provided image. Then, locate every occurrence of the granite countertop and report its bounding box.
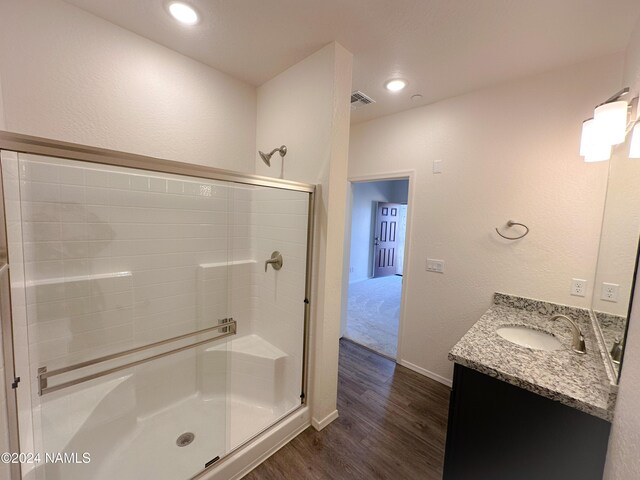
[449,293,617,421]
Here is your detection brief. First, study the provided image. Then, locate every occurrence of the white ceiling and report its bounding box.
[65,0,640,124]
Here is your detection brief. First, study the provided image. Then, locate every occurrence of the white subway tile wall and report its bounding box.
[15,154,236,372]
[250,187,309,406]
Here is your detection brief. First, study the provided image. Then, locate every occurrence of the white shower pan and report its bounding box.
[26,335,298,480]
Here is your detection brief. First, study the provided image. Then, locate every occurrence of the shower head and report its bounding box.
[259,150,272,167]
[259,145,287,166]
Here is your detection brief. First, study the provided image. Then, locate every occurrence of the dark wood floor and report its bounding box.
[244,339,451,479]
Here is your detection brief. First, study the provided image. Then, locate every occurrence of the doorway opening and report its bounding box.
[344,178,409,359]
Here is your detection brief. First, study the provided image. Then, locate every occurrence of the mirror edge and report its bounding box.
[617,234,640,382]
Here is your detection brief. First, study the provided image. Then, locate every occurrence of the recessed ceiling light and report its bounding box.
[385,79,407,92]
[168,2,199,25]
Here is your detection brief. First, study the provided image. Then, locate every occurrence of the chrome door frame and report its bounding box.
[0,159,21,479]
[0,131,314,193]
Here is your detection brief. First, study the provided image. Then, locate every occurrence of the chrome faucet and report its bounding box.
[550,315,586,354]
[610,337,623,364]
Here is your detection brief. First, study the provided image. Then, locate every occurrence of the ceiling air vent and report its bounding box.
[350,91,376,110]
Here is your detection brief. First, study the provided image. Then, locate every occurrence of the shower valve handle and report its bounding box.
[265,251,283,272]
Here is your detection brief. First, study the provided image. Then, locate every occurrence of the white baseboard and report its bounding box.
[398,359,453,388]
[311,409,339,431]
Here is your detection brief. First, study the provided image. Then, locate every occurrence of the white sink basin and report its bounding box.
[496,325,562,351]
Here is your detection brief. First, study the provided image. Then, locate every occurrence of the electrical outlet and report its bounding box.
[601,282,619,302]
[570,278,588,297]
[426,259,445,273]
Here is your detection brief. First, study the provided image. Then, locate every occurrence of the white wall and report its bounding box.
[391,180,410,203]
[348,180,408,283]
[348,53,623,383]
[255,42,353,429]
[0,71,6,130]
[625,16,640,97]
[604,15,640,480]
[0,0,257,173]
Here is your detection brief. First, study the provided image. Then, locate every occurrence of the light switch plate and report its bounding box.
[433,159,442,174]
[426,258,445,273]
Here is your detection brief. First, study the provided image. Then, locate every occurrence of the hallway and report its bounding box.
[245,339,451,479]
[345,275,403,358]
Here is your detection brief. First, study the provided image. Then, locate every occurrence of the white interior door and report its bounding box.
[373,202,401,277]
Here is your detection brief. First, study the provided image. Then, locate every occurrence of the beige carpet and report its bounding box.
[345,275,402,358]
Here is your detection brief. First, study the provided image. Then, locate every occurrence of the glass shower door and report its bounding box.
[2,152,235,480]
[224,183,310,450]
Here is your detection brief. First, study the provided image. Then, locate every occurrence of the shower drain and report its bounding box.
[176,432,195,447]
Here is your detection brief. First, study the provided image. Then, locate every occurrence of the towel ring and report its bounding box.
[495,220,529,240]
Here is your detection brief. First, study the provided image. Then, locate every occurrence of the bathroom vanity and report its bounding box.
[444,294,617,480]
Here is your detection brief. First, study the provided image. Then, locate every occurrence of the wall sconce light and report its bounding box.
[580,118,611,162]
[580,87,630,162]
[594,100,628,146]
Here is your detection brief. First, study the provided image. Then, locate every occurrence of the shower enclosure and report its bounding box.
[0,132,314,480]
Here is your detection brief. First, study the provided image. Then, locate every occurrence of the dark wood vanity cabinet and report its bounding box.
[443,364,611,480]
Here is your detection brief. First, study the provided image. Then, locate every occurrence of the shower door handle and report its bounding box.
[265,251,283,272]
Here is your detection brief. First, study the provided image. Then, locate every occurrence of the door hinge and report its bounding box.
[11,377,20,389]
